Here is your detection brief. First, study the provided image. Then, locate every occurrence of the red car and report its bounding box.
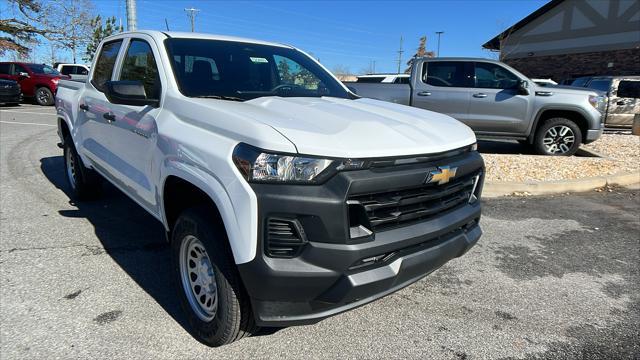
[0,62,70,106]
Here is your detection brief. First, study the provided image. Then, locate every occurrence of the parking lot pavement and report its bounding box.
[1,104,639,359]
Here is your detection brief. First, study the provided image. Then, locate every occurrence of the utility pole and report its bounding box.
[126,0,137,31]
[436,31,444,57]
[185,7,200,32]
[396,36,404,74]
[165,18,170,31]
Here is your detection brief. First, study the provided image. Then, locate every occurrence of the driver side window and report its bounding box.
[474,62,519,89]
[274,55,321,90]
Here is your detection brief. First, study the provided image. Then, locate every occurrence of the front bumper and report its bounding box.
[0,91,22,104]
[584,128,603,143]
[237,150,484,326]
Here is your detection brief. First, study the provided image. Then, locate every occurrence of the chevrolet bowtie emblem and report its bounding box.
[426,166,457,185]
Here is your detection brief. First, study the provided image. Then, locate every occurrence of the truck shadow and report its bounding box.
[39,156,280,339]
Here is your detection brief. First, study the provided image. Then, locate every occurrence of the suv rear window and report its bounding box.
[91,40,123,92]
[356,77,384,83]
[423,62,472,87]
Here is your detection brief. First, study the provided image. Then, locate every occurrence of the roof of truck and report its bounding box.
[105,30,292,48]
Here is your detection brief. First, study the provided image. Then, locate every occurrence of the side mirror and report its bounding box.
[518,80,530,95]
[18,72,30,78]
[105,80,159,107]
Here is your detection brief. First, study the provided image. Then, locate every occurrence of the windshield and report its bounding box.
[165,38,350,101]
[28,64,60,75]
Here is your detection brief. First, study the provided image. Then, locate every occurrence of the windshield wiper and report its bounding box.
[192,95,245,102]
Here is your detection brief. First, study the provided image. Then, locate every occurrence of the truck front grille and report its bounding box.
[349,171,481,232]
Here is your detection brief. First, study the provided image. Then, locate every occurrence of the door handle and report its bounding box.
[79,104,89,111]
[616,100,629,105]
[103,112,116,122]
[473,93,487,98]
[417,91,432,96]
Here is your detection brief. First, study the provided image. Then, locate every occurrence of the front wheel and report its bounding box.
[171,207,258,346]
[35,87,54,106]
[533,118,582,156]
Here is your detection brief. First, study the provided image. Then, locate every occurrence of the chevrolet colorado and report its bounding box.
[55,31,484,346]
[347,58,606,156]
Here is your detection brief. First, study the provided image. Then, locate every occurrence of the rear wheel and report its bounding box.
[533,118,582,156]
[171,207,258,346]
[35,87,54,106]
[63,136,101,199]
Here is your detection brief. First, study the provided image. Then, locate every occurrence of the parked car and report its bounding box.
[570,76,640,129]
[348,57,606,156]
[351,73,410,84]
[56,30,484,346]
[54,63,90,82]
[0,62,70,105]
[0,79,22,105]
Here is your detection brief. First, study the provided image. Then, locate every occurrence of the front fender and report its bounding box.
[160,159,258,265]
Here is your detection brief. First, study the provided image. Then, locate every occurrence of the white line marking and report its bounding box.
[0,120,56,127]
[0,110,55,116]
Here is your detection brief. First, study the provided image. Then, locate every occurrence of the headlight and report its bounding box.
[588,94,605,112]
[52,78,59,84]
[233,143,335,183]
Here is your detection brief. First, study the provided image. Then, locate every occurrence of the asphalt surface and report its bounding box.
[1,104,639,359]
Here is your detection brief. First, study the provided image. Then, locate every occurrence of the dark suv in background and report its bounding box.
[0,62,70,106]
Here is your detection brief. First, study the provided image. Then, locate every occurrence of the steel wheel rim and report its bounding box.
[65,147,77,190]
[179,235,218,321]
[542,125,575,154]
[37,89,50,104]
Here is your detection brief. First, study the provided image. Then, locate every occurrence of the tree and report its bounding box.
[42,0,95,63]
[331,64,351,78]
[84,15,122,63]
[405,36,435,73]
[0,0,46,56]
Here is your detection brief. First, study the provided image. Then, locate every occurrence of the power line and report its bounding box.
[184,7,200,32]
[396,36,404,74]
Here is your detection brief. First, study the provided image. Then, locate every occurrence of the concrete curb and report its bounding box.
[483,171,640,197]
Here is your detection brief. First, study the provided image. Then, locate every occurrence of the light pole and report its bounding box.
[436,31,444,57]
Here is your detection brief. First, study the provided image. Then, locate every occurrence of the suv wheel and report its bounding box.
[534,118,582,156]
[63,136,101,199]
[171,207,258,346]
[35,87,54,106]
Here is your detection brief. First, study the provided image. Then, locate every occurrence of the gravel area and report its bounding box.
[483,134,640,182]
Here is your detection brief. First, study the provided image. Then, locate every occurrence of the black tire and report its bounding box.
[533,117,582,156]
[171,207,258,346]
[35,87,54,106]
[63,136,101,199]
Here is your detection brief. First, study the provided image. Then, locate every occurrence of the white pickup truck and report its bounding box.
[55,30,484,346]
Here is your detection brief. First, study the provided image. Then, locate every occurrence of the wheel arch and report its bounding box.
[529,108,590,144]
[160,165,256,265]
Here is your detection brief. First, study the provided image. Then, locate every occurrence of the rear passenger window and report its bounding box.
[60,66,73,75]
[119,39,161,99]
[91,40,123,92]
[423,62,471,87]
[617,80,640,98]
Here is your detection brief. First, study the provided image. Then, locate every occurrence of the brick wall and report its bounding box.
[503,48,640,82]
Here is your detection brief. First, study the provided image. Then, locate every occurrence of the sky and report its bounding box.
[7,0,550,74]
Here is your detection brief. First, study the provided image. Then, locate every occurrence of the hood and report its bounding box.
[242,97,476,158]
[534,84,603,96]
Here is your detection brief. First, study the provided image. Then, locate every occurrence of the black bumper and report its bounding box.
[238,150,484,326]
[0,91,22,104]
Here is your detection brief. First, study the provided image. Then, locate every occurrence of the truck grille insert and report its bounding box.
[265,218,307,258]
[349,171,481,231]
